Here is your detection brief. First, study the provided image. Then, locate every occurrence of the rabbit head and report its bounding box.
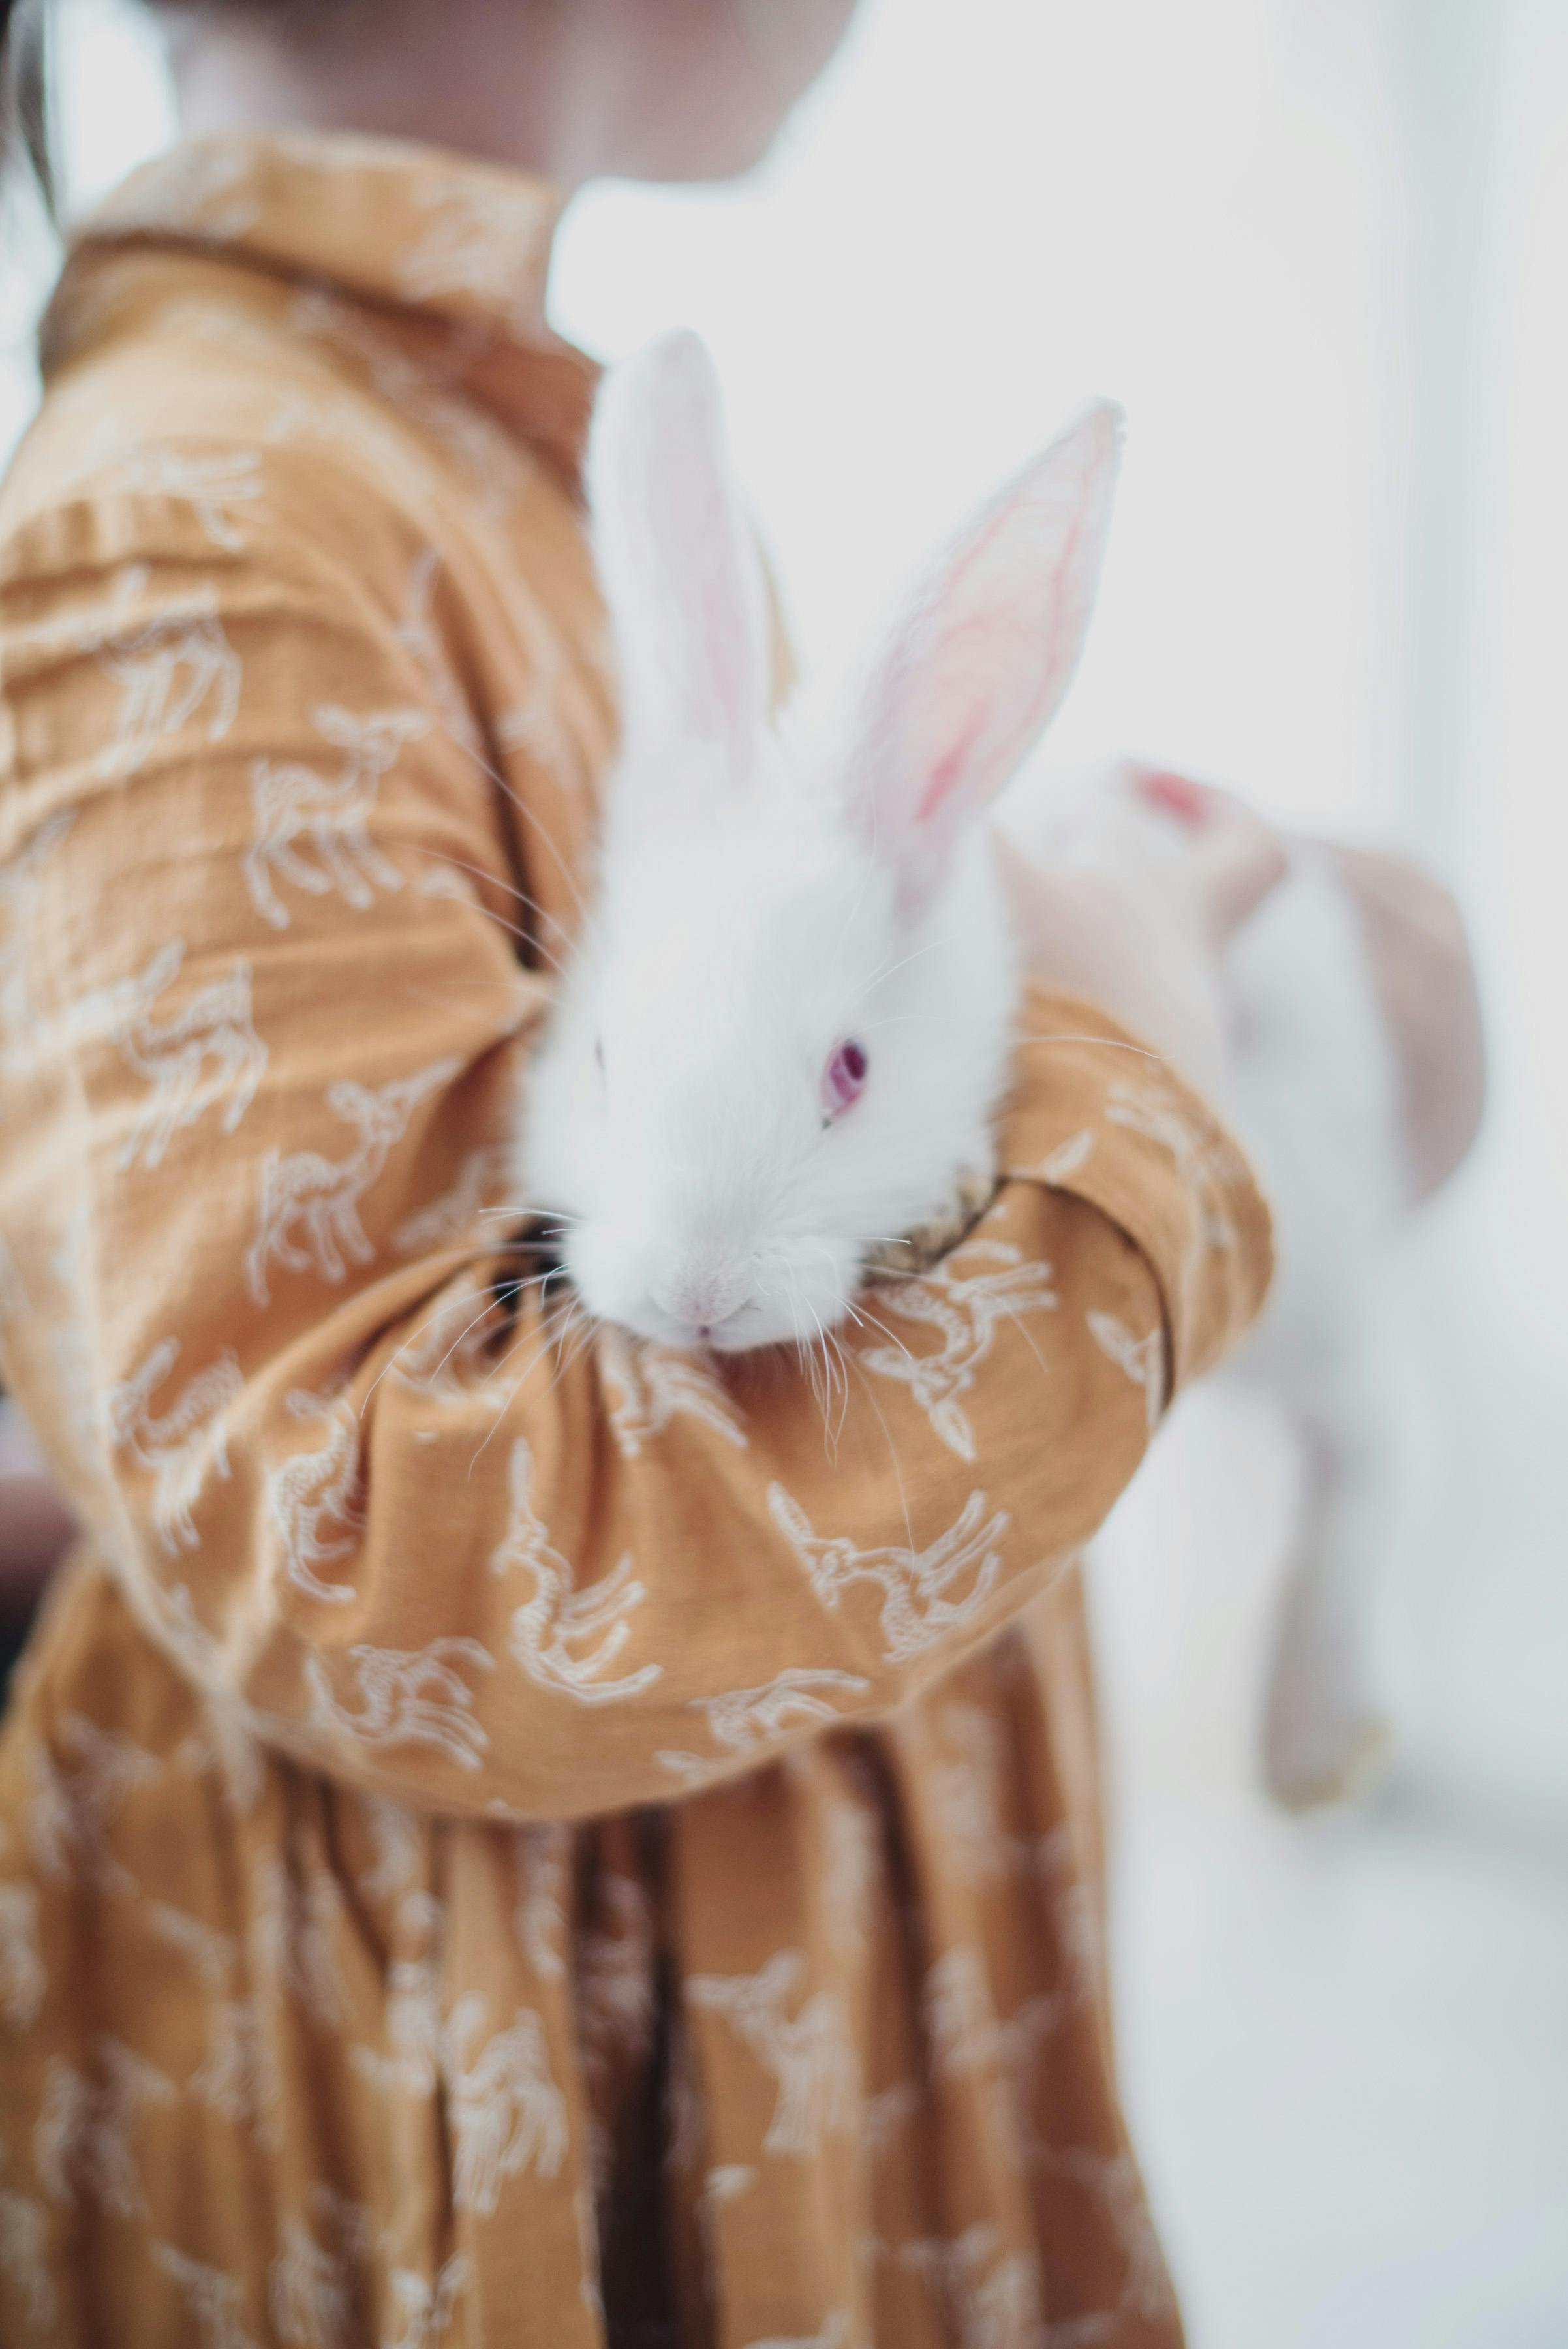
[518,331,1121,1352]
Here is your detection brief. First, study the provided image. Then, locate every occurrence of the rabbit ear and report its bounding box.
[844,400,1124,908]
[587,330,771,785]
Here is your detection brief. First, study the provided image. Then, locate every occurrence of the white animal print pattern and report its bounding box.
[246,1058,457,1305]
[302,1640,495,1773]
[152,2243,263,2349]
[111,941,267,1173]
[856,1238,1059,1462]
[688,1952,857,2160]
[397,175,556,336]
[59,419,264,551]
[1105,1077,1248,1263]
[1086,1309,1165,1429]
[767,1483,1007,1664]
[245,705,425,931]
[268,2213,354,2349]
[35,2038,176,2218]
[266,1391,364,1606]
[491,1439,662,1707]
[87,565,242,781]
[656,1666,870,1784]
[108,1338,243,1556]
[382,2255,470,2349]
[443,1996,568,2215]
[600,1328,748,1460]
[0,2189,55,2334]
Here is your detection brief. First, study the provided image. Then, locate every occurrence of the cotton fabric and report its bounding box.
[0,133,1272,2347]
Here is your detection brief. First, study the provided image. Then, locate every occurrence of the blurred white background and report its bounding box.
[4,1,1566,2342]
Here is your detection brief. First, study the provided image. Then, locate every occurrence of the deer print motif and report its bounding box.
[688,1951,856,2160]
[398,175,553,333]
[1035,1827,1106,2010]
[112,940,267,1171]
[1037,2147,1176,2326]
[250,1854,350,2033]
[600,1328,748,1459]
[930,1702,1029,1884]
[443,1995,568,2215]
[899,2228,1049,2349]
[393,1142,511,1254]
[268,2216,354,2349]
[245,704,427,930]
[924,1944,1004,2081]
[574,1873,655,2089]
[291,286,532,522]
[925,1947,1064,2177]
[857,1239,1058,1462]
[766,1484,1008,1665]
[656,1666,870,1784]
[266,1391,363,1606]
[0,2191,55,2335]
[1086,1308,1165,1430]
[146,1903,281,2148]
[108,1338,243,1557]
[387,1278,508,1404]
[395,549,482,756]
[59,420,264,551]
[265,388,437,513]
[491,1438,662,1706]
[151,2243,262,2349]
[35,2038,176,2218]
[384,2256,470,2349]
[29,1716,162,1894]
[302,1638,494,1773]
[87,565,242,780]
[700,1668,870,1753]
[513,1824,570,1982]
[1105,1077,1249,1263]
[246,1056,457,1306]
[1013,1127,1096,1186]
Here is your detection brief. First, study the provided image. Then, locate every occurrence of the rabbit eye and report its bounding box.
[822,1038,869,1122]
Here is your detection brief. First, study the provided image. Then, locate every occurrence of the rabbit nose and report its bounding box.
[651,1263,749,1336]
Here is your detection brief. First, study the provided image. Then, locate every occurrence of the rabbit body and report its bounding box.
[1224,846,1422,1805]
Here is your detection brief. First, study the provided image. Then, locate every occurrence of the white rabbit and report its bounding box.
[518,331,1122,1353]
[1022,765,1485,1807]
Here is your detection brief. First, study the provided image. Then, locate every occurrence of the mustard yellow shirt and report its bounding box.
[0,132,1270,2347]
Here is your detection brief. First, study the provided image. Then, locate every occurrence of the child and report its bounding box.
[0,4,1274,2341]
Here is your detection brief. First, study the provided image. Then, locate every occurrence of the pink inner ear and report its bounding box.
[1139,769,1212,826]
[917,711,985,824]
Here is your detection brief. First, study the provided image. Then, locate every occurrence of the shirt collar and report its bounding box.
[55,130,598,482]
[78,129,570,350]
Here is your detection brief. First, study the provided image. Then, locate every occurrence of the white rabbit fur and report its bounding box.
[1225,844,1429,1805]
[519,331,1122,1353]
[1050,775,1439,1806]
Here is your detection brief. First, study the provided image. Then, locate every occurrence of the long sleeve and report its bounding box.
[0,480,1272,1824]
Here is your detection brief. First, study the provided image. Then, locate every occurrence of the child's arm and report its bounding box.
[0,489,1271,1822]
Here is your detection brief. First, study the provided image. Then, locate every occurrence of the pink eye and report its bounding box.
[822,1038,869,1120]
